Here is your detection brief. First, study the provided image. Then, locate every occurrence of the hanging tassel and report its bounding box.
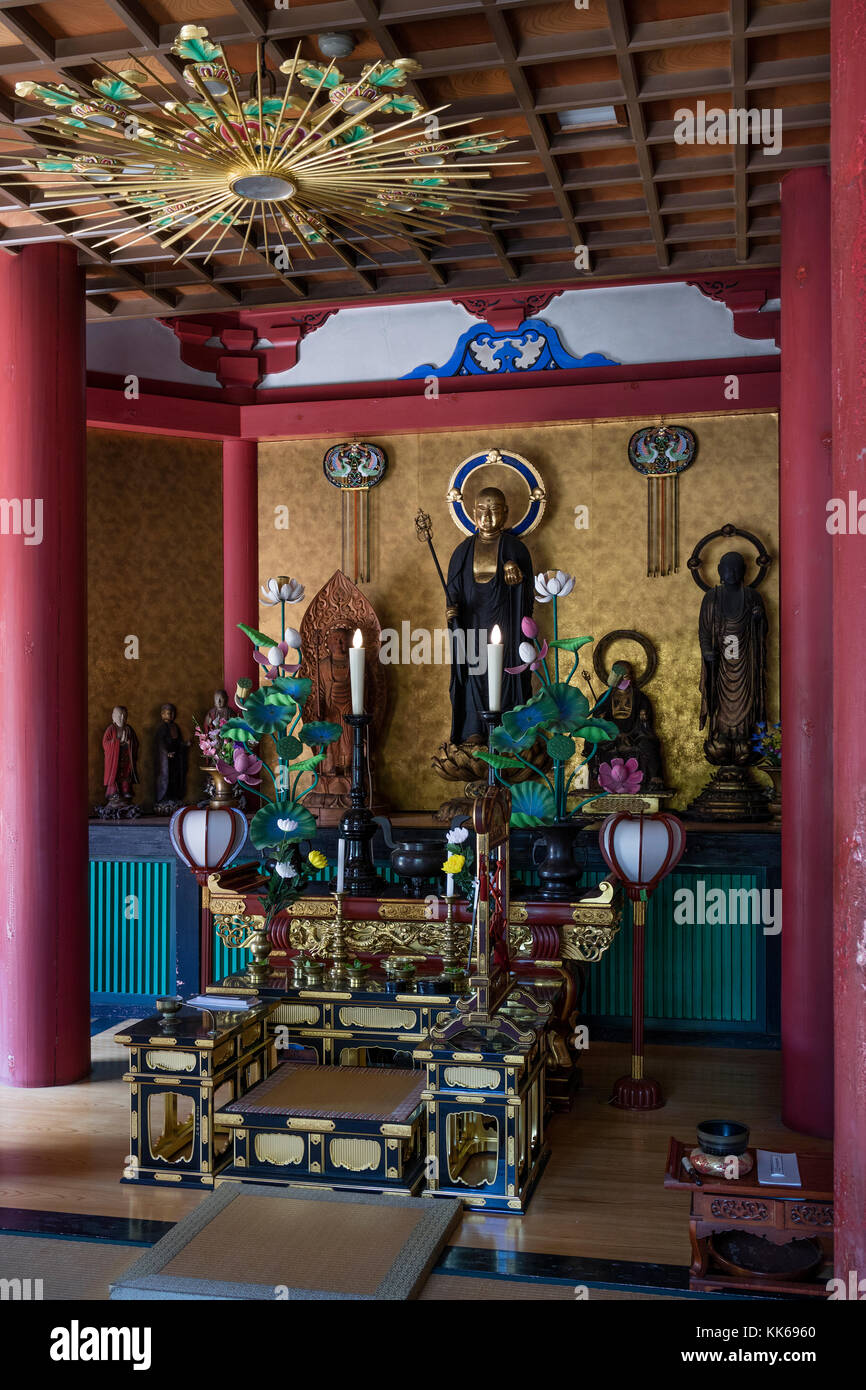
[628,426,698,578]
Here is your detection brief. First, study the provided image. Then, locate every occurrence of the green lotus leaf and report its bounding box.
[270,675,312,704]
[472,750,525,771]
[500,688,559,747]
[238,621,276,648]
[289,755,325,773]
[242,687,296,734]
[490,724,534,757]
[249,801,317,851]
[542,682,590,732]
[575,719,620,743]
[546,733,576,761]
[218,717,258,746]
[509,780,556,828]
[276,734,303,760]
[301,721,342,746]
[548,636,594,652]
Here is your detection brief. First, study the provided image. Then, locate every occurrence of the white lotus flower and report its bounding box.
[261,576,305,606]
[534,569,575,603]
[518,640,536,664]
[448,826,469,844]
[284,627,302,650]
[277,817,298,833]
[267,646,284,667]
[275,860,297,879]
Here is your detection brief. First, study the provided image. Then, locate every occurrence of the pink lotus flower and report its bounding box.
[217,747,263,787]
[521,616,538,639]
[253,640,300,680]
[598,757,644,794]
[507,637,549,675]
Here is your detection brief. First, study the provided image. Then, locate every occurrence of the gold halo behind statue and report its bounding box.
[446,448,546,536]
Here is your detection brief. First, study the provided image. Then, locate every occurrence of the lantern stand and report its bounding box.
[169,804,249,990]
[599,811,686,1110]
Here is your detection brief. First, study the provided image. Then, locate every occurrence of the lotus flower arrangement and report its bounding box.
[214,586,339,927]
[474,578,643,827]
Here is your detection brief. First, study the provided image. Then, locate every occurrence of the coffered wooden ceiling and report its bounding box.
[0,0,829,319]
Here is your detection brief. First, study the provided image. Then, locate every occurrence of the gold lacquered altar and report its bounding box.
[206,874,623,967]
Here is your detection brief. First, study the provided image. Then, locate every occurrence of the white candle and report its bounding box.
[487,624,504,712]
[336,838,346,894]
[446,873,455,898]
[349,628,365,714]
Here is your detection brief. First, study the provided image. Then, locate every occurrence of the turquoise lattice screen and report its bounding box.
[90,859,173,996]
[583,871,762,1027]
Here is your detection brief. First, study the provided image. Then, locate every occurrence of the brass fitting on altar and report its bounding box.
[329,891,348,976]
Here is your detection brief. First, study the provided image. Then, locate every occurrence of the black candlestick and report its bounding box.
[338,712,383,897]
[481,709,500,786]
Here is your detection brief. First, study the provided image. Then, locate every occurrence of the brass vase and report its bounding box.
[761,765,782,823]
[204,766,235,808]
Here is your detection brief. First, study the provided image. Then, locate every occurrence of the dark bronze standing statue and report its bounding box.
[698,551,768,763]
[686,526,773,821]
[153,702,189,814]
[444,487,534,744]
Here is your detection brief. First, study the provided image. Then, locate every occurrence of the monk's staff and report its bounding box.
[414,509,449,598]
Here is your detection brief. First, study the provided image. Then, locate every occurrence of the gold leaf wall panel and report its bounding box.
[87,429,223,808]
[258,412,779,813]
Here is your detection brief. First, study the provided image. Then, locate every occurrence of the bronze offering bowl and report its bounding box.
[696,1119,750,1157]
[155,996,184,1031]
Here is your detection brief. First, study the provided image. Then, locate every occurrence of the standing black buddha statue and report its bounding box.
[445,487,534,744]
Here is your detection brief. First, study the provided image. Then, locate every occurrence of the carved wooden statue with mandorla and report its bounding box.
[686,528,773,821]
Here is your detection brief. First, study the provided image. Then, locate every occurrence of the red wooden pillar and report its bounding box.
[222,439,259,695]
[0,244,89,1087]
[779,168,834,1138]
[831,1,866,1280]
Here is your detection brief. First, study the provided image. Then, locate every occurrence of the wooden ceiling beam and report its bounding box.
[731,0,749,261]
[604,0,669,269]
[480,0,588,273]
[353,0,508,285]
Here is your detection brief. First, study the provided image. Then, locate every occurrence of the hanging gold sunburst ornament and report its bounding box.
[0,25,523,270]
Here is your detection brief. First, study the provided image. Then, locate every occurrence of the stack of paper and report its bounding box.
[756,1150,802,1186]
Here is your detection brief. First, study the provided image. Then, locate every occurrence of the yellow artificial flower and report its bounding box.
[307,850,328,870]
[441,853,465,875]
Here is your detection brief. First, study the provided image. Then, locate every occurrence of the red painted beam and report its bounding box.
[0,244,90,1087]
[87,385,240,439]
[779,168,833,1138]
[831,0,866,1283]
[87,357,778,440]
[239,359,779,441]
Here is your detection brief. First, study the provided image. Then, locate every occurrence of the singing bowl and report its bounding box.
[696,1119,750,1157]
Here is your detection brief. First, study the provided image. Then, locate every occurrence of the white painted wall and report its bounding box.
[86,280,778,390]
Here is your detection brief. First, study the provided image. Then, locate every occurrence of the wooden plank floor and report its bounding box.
[0,1028,831,1266]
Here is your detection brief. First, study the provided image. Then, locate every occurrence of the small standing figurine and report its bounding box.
[204,689,230,737]
[97,705,140,818]
[153,703,189,814]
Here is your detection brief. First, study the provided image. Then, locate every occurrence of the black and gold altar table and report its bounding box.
[216,1061,427,1194]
